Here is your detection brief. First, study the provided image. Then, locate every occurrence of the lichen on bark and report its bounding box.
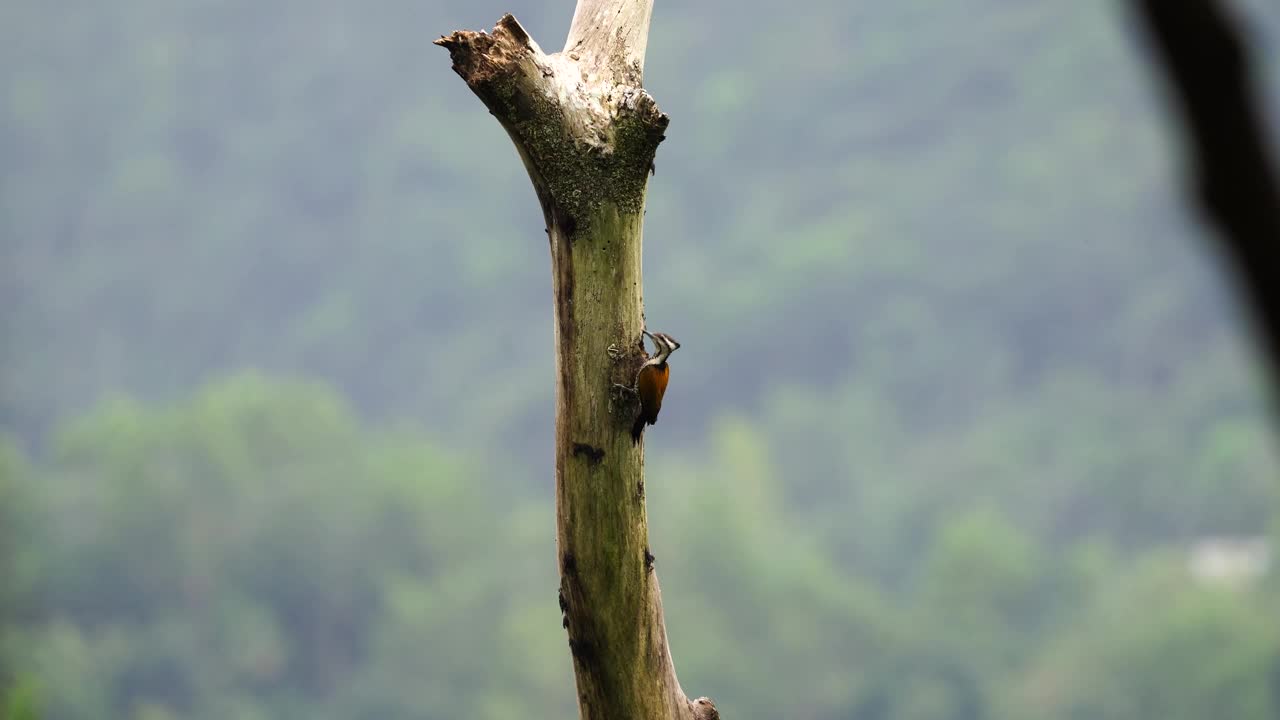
[437,15,667,231]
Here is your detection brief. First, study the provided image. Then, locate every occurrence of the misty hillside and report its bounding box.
[2,1,1278,719]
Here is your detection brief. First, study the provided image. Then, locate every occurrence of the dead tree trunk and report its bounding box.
[436,4,717,719]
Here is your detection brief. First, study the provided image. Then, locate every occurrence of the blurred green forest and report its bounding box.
[2,0,1279,719]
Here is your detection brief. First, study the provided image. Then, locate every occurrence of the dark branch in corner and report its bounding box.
[1130,0,1280,372]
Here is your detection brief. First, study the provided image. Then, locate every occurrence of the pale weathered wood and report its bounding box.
[435,4,717,719]
[564,0,653,85]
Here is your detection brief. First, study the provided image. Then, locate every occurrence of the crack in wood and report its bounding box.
[573,442,606,465]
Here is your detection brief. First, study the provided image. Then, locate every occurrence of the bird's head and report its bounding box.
[643,329,680,361]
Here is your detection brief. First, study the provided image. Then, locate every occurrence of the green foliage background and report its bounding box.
[2,1,1279,718]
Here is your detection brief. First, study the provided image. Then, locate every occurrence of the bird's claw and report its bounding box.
[607,343,624,360]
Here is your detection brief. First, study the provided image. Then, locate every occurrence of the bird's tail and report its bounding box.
[631,415,646,444]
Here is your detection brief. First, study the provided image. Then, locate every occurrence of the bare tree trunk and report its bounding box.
[435,4,718,719]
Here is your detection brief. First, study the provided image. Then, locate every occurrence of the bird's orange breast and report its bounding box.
[636,362,670,424]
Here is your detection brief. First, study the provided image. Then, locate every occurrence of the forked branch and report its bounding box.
[436,3,715,719]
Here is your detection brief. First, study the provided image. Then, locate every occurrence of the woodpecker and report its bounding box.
[630,329,681,443]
